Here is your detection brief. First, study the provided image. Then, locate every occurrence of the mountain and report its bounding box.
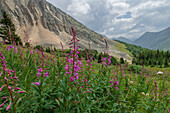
[0,0,131,61]
[113,37,132,44]
[133,27,170,50]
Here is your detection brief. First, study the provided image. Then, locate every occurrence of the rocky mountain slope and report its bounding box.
[0,0,131,61]
[133,27,170,50]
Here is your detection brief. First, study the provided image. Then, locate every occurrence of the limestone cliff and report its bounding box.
[0,0,131,61]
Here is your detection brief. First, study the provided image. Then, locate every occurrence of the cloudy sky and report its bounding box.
[47,0,170,40]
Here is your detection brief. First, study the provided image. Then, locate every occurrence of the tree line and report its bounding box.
[115,40,170,67]
[40,46,119,65]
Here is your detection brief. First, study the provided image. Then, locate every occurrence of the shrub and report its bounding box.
[34,45,44,51]
[128,64,148,73]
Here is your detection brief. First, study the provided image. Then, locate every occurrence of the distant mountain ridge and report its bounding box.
[0,0,131,61]
[133,27,170,50]
[113,37,132,44]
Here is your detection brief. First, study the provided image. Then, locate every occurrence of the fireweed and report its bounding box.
[0,26,169,112]
[84,49,93,80]
[32,67,49,86]
[64,26,82,83]
[31,64,50,113]
[64,27,92,94]
[0,51,25,112]
[110,77,119,90]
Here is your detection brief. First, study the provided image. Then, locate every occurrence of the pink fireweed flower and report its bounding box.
[32,82,40,86]
[65,65,69,70]
[34,82,40,86]
[74,73,78,76]
[37,72,41,77]
[9,46,13,48]
[66,71,70,74]
[69,42,74,45]
[76,51,81,54]
[115,87,118,90]
[6,102,11,110]
[18,98,22,101]
[0,85,5,91]
[17,91,25,93]
[110,79,119,87]
[2,97,9,99]
[123,74,126,77]
[75,75,79,80]
[14,87,21,90]
[115,81,119,85]
[70,76,75,82]
[0,52,5,60]
[91,56,93,62]
[108,58,111,63]
[44,72,49,77]
[0,100,8,108]
[77,60,82,65]
[88,91,92,93]
[38,68,43,72]
[14,47,17,53]
[4,76,8,80]
[30,50,33,54]
[5,69,14,75]
[8,86,11,89]
[103,58,106,61]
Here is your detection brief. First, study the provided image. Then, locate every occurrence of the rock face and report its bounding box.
[0,0,131,61]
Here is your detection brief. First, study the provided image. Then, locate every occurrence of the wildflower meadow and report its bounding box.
[0,27,169,113]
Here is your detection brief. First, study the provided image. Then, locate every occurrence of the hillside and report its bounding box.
[133,27,170,50]
[114,40,170,67]
[113,37,132,44]
[0,0,131,61]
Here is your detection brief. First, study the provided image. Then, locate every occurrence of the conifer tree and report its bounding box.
[111,56,118,65]
[120,57,125,64]
[98,53,102,63]
[164,59,169,67]
[0,11,22,45]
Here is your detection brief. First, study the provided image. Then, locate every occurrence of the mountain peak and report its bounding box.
[133,27,170,50]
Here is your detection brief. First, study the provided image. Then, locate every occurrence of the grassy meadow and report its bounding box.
[0,27,169,113]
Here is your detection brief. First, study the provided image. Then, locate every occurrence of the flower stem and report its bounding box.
[3,68,16,113]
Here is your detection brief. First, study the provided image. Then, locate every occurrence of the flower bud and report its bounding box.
[129,81,133,85]
[146,93,149,96]
[141,92,145,96]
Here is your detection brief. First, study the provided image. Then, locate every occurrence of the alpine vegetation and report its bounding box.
[0,26,169,113]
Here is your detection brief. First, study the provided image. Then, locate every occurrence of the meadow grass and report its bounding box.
[114,42,133,57]
[0,27,169,113]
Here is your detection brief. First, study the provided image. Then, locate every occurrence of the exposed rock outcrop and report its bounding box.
[0,0,132,61]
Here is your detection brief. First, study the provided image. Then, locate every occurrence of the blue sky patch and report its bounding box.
[116,12,132,19]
